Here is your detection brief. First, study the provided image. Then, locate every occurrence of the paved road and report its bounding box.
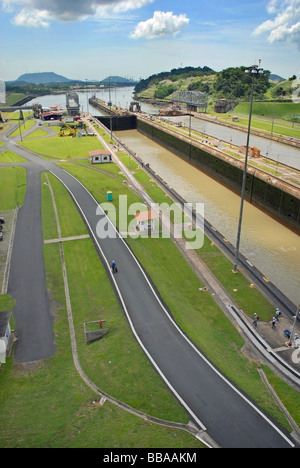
[49,164,295,448]
[4,141,296,448]
[7,159,56,362]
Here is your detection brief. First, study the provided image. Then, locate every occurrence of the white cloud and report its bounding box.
[130,10,189,39]
[2,0,154,25]
[112,0,154,13]
[12,8,49,27]
[254,0,300,49]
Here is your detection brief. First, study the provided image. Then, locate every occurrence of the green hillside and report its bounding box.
[234,101,300,119]
[135,66,300,126]
[135,66,297,106]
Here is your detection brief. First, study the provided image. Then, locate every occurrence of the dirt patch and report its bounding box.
[241,342,268,366]
[14,360,46,376]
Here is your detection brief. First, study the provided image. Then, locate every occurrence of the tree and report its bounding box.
[214,66,270,99]
[154,84,176,99]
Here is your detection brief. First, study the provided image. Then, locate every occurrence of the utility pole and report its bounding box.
[289,305,300,347]
[108,76,113,142]
[233,62,265,273]
[86,79,90,115]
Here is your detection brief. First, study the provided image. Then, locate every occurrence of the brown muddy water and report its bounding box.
[115,129,300,306]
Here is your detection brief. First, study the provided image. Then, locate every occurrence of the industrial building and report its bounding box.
[66,92,80,116]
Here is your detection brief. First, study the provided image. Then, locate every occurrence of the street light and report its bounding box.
[189,113,192,137]
[232,63,264,273]
[85,78,89,114]
[289,304,300,347]
[108,76,113,142]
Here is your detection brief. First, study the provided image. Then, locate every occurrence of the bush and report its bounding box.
[154,84,177,100]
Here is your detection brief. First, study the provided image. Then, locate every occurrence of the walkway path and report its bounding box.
[8,161,56,362]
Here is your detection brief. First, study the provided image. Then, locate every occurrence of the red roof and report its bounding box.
[134,210,157,222]
[89,150,111,156]
[40,111,62,117]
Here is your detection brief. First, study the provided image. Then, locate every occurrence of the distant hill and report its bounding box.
[100,76,138,86]
[270,74,285,83]
[16,72,73,84]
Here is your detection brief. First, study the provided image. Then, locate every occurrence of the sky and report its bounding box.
[1,0,300,81]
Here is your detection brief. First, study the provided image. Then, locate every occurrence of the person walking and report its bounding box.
[253,313,258,327]
[272,317,276,329]
[275,308,281,321]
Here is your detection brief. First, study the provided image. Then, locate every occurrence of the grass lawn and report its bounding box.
[0,295,16,312]
[235,101,300,119]
[0,166,26,209]
[218,102,300,139]
[19,134,106,160]
[0,268,200,448]
[195,237,275,321]
[9,119,36,138]
[0,171,203,448]
[2,93,26,106]
[24,128,50,139]
[0,150,28,164]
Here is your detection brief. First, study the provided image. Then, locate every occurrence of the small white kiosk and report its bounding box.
[89,150,112,164]
[135,210,157,232]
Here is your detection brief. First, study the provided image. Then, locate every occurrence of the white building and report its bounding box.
[0,312,11,366]
[89,150,113,164]
[135,210,157,232]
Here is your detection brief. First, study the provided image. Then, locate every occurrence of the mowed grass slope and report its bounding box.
[59,163,295,433]
[0,166,26,209]
[0,171,203,448]
[19,133,105,160]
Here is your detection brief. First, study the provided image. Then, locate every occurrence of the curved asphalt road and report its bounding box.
[4,141,295,448]
[7,160,56,362]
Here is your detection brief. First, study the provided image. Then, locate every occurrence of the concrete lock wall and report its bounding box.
[96,115,137,131]
[137,118,300,233]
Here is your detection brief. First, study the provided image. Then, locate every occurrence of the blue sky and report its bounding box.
[1,0,300,81]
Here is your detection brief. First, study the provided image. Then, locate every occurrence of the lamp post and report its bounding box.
[85,78,89,114]
[189,113,192,137]
[233,63,264,273]
[108,76,113,142]
[289,305,300,347]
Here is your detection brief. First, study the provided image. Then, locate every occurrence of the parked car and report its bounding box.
[0,217,5,224]
[0,232,3,241]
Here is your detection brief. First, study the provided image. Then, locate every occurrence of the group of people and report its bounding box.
[253,308,281,328]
